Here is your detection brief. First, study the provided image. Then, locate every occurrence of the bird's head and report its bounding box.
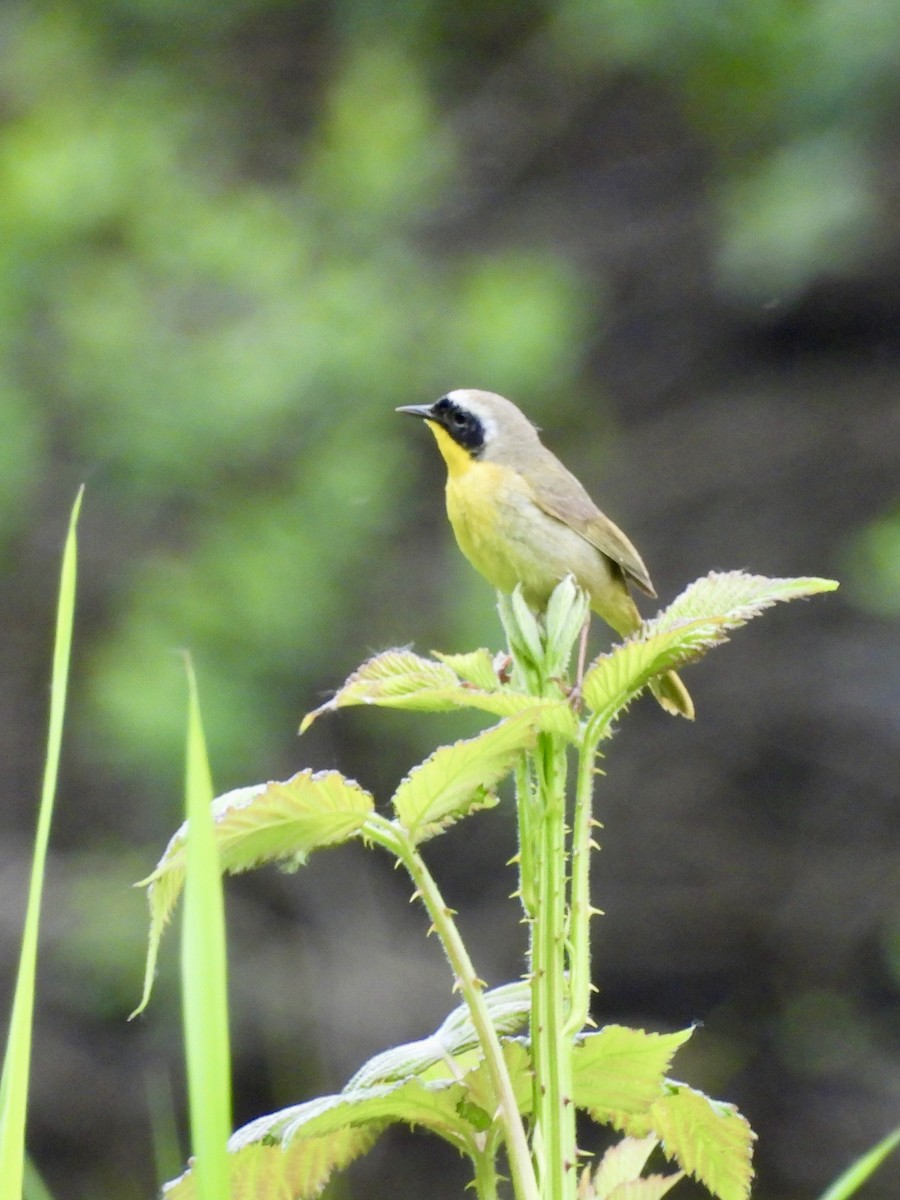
[397,389,539,472]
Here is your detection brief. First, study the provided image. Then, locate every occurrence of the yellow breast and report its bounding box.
[424,423,526,594]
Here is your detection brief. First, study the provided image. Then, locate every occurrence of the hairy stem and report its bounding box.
[564,734,602,1037]
[365,817,541,1200]
[471,1135,502,1200]
[530,731,576,1200]
[515,755,537,919]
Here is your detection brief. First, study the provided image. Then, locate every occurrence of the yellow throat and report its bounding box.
[427,420,475,476]
[424,418,519,596]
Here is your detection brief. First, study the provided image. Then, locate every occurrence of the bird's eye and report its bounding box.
[451,410,468,428]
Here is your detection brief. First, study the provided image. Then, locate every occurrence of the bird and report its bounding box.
[397,388,694,718]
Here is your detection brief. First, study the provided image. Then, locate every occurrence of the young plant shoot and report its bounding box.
[136,569,838,1200]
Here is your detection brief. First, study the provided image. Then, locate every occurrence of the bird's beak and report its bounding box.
[396,404,433,419]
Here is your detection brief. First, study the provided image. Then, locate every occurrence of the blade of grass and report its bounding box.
[816,1126,900,1200]
[146,1070,184,1191]
[0,488,83,1200]
[181,656,232,1200]
[23,1156,56,1200]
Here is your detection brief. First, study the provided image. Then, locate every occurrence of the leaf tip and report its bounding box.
[70,483,86,523]
[299,700,333,734]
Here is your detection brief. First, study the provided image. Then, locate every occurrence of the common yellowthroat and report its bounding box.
[397,389,694,719]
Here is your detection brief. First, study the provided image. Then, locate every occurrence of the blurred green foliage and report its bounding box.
[1,3,592,782]
[2,3,898,1198]
[2,0,896,786]
[847,511,900,619]
[552,0,900,298]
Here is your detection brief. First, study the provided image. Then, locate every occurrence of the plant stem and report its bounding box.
[515,755,537,919]
[471,1135,502,1200]
[365,817,541,1200]
[564,733,602,1037]
[530,731,576,1200]
[499,583,588,1200]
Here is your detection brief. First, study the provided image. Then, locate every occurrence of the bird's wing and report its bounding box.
[529,470,658,598]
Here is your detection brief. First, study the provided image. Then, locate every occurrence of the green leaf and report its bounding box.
[152,770,374,886]
[133,771,373,1015]
[572,1025,695,1120]
[300,650,460,729]
[583,571,839,723]
[573,1023,754,1200]
[347,980,530,1088]
[231,1075,476,1160]
[582,619,724,719]
[508,585,546,664]
[301,647,577,737]
[592,1135,658,1195]
[635,1083,755,1200]
[816,1125,900,1200]
[166,1047,543,1200]
[652,571,838,633]
[391,714,538,843]
[274,1078,470,1147]
[433,648,503,690]
[585,1135,684,1200]
[168,1058,532,1198]
[161,1123,379,1200]
[543,575,591,677]
[600,1174,684,1200]
[573,1026,753,1200]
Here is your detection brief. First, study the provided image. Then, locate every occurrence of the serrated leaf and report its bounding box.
[583,571,838,723]
[584,1134,685,1200]
[575,1028,753,1200]
[287,1078,470,1145]
[146,771,373,894]
[582,619,724,719]
[301,647,578,737]
[231,1076,474,1157]
[656,571,837,632]
[133,772,373,1014]
[392,714,539,843]
[300,650,460,729]
[634,1083,755,1200]
[527,698,580,739]
[433,648,503,690]
[592,1135,658,1196]
[347,981,530,1089]
[161,1123,379,1200]
[418,688,576,736]
[604,1173,685,1200]
[585,1137,681,1200]
[572,1025,694,1119]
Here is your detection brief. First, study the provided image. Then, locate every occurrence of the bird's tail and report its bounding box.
[650,669,695,720]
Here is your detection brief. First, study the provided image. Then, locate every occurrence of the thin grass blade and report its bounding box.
[181,657,232,1200]
[23,1156,56,1200]
[816,1127,900,1200]
[0,488,82,1200]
